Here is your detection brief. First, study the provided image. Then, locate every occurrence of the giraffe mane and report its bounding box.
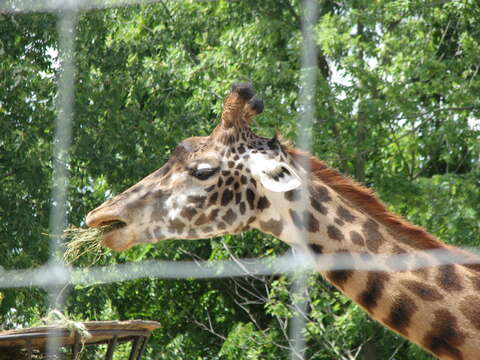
[286,145,480,274]
[285,146,446,251]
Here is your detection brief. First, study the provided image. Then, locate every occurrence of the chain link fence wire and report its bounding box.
[1,0,479,359]
[46,8,77,358]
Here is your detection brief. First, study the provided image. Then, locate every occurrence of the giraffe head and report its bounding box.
[86,83,303,250]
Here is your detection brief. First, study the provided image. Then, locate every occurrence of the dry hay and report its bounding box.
[63,222,123,264]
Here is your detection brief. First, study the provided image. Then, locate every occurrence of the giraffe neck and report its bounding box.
[255,171,480,360]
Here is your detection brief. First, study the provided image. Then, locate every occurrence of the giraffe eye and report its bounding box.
[189,167,219,181]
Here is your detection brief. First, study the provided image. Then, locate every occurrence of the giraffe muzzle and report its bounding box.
[85,205,128,229]
[85,207,135,251]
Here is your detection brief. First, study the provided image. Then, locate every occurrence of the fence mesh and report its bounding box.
[1,0,479,359]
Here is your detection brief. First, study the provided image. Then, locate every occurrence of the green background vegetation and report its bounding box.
[1,0,479,359]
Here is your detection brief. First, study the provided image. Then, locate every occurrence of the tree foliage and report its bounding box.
[1,1,479,359]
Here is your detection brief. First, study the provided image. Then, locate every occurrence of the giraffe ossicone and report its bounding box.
[86,83,480,360]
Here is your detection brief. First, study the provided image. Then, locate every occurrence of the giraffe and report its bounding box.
[86,83,480,360]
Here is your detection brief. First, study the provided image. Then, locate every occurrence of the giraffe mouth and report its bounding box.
[98,220,127,232]
[85,205,136,251]
[100,221,137,251]
[86,215,132,251]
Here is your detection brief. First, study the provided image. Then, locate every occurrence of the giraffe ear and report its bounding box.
[253,159,302,192]
[260,164,301,192]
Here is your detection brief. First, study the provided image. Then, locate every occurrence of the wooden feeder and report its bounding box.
[0,320,160,359]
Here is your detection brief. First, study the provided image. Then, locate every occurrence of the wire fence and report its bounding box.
[1,0,479,359]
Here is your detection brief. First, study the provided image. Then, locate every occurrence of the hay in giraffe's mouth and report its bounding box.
[63,221,126,263]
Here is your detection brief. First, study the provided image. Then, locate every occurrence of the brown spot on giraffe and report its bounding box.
[327,225,344,241]
[383,293,418,336]
[308,243,323,254]
[235,192,242,204]
[205,184,215,192]
[303,210,319,233]
[349,230,364,246]
[187,195,206,208]
[392,245,407,254]
[401,280,444,301]
[208,209,220,221]
[284,189,301,202]
[222,209,237,225]
[337,205,356,223]
[362,219,384,252]
[464,263,480,273]
[312,184,331,203]
[239,202,246,215]
[358,271,390,312]
[225,176,234,186]
[468,275,480,291]
[246,188,255,210]
[180,206,197,222]
[208,192,219,206]
[436,265,463,292]
[201,226,213,233]
[310,197,327,215]
[326,250,353,289]
[422,309,466,360]
[289,209,303,230]
[194,214,208,226]
[221,189,234,206]
[259,218,283,237]
[167,219,185,234]
[237,145,246,154]
[459,295,480,331]
[257,196,270,211]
